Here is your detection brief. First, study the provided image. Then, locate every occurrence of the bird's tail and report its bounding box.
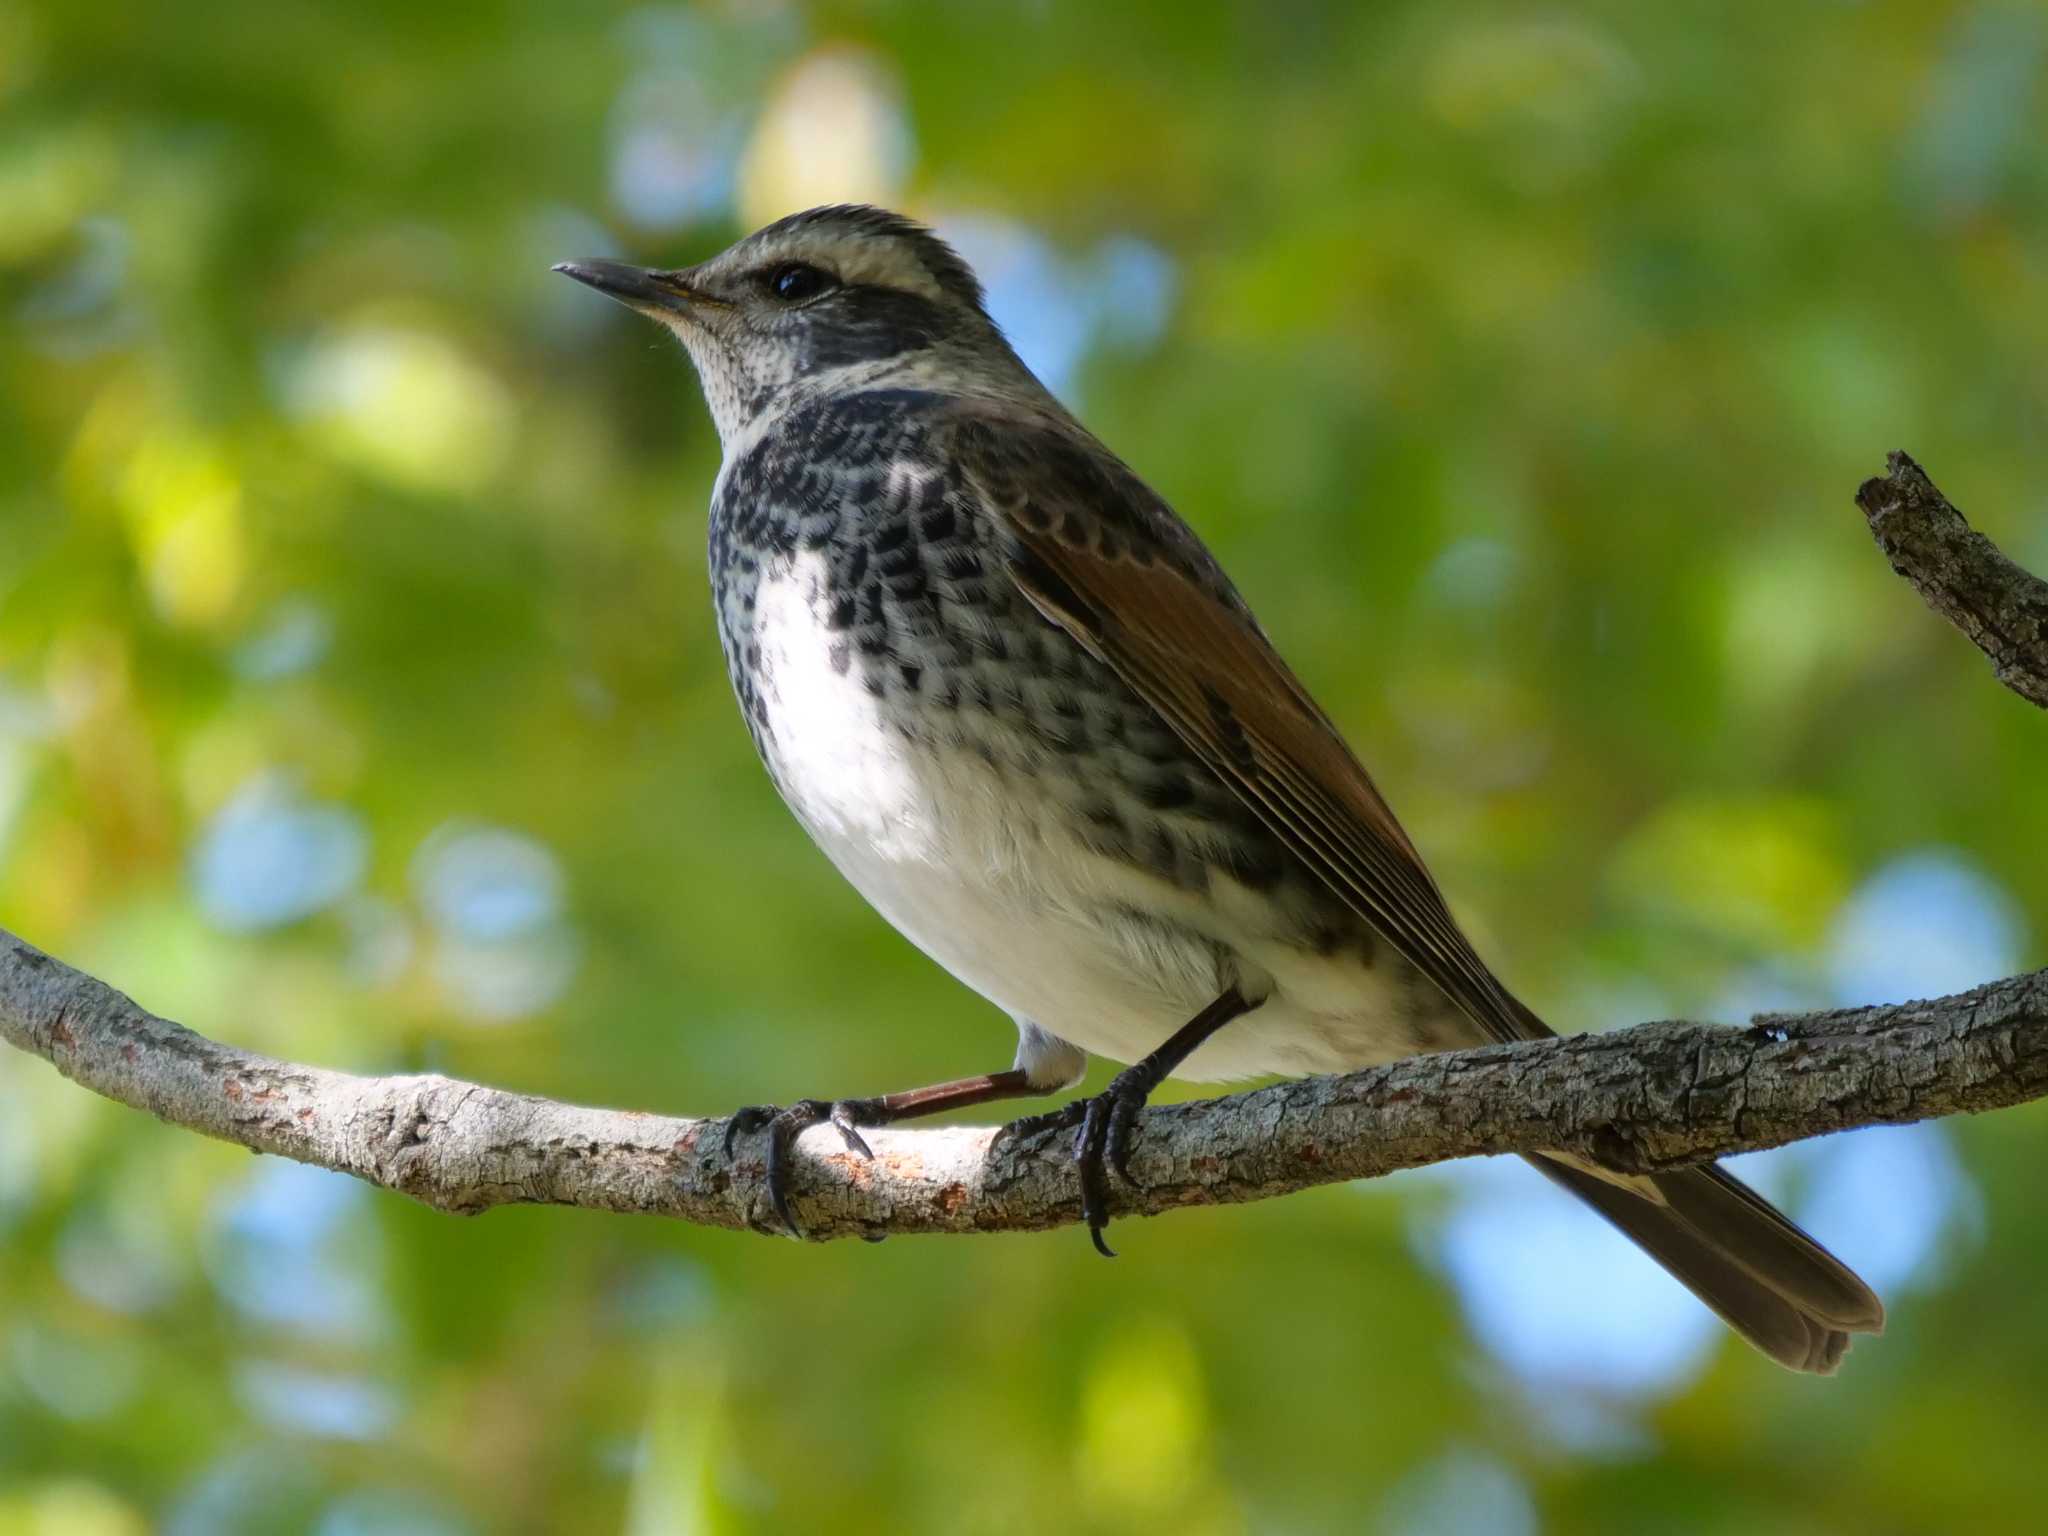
[1527,1154,1885,1373]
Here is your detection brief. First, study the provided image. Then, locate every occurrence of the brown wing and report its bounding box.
[944,402,1539,1048]
[943,399,1889,1369]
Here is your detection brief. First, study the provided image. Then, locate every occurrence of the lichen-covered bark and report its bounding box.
[1856,451,2048,709]
[3,454,2044,1242]
[4,927,2044,1241]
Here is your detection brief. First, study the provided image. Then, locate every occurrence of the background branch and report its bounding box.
[1857,450,2048,709]
[0,454,2042,1242]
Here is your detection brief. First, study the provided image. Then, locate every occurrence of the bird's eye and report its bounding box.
[765,262,834,303]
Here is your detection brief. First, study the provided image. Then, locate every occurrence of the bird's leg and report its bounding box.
[724,1068,1048,1237]
[1003,987,1256,1258]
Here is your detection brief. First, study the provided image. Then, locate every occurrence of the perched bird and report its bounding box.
[555,205,1884,1372]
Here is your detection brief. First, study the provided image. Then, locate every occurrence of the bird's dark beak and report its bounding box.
[551,259,715,315]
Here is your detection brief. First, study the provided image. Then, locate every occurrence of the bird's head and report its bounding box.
[556,205,1030,449]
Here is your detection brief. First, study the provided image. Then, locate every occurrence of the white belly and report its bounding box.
[734,550,1425,1081]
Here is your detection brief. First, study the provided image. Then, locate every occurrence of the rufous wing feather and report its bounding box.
[948,403,1535,1047]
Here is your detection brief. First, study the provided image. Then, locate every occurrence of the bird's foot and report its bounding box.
[998,1069,1156,1259]
[722,1097,884,1237]
[994,1098,1086,1146]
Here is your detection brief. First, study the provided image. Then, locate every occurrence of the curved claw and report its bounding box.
[723,1104,777,1160]
[999,1086,1150,1256]
[723,1096,887,1238]
[828,1098,881,1160]
[1104,1092,1145,1185]
[1002,989,1255,1258]
[1079,1097,1118,1256]
[763,1099,830,1236]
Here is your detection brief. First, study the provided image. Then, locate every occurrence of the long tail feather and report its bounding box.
[1527,1155,1885,1374]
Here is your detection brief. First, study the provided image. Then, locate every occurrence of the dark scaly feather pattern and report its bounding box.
[708,388,1303,906]
[947,398,1527,1047]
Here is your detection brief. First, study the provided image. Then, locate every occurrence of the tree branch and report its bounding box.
[3,926,2044,1239]
[2,454,2044,1240]
[1857,450,2048,709]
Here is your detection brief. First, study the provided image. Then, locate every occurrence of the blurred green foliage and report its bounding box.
[2,1,2046,1531]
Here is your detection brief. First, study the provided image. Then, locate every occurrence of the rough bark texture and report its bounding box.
[1856,451,2048,708]
[1,453,2044,1242]
[4,927,2045,1240]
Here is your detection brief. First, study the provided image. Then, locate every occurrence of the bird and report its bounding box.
[554,205,1884,1372]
